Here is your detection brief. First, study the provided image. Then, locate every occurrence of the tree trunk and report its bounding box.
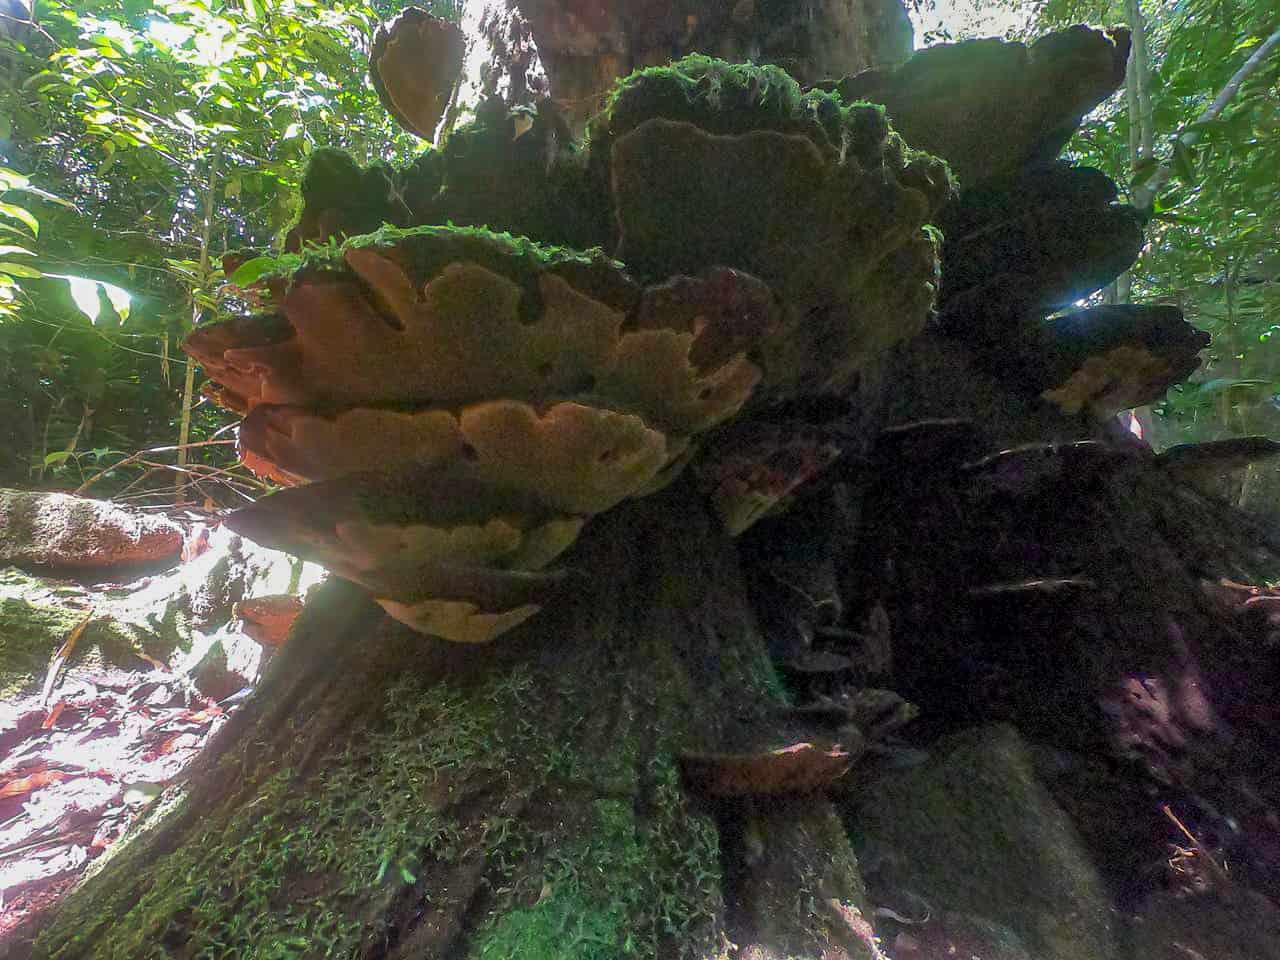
[21,485,877,960]
[22,15,1280,960]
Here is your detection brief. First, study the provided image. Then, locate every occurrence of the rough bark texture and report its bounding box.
[826,331,1280,908]
[512,0,913,130]
[23,489,877,960]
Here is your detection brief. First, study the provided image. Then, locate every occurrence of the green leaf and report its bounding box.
[1172,140,1198,186]
[43,274,135,324]
[0,262,43,279]
[163,258,200,278]
[63,275,104,322]
[101,280,132,322]
[0,202,38,237]
[227,255,280,286]
[1194,377,1274,396]
[44,451,73,467]
[0,167,30,190]
[15,183,77,209]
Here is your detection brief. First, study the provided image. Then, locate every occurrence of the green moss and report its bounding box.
[39,661,723,960]
[591,55,868,155]
[135,599,195,663]
[39,671,510,959]
[0,596,79,697]
[203,223,636,334]
[471,772,720,960]
[758,658,792,706]
[426,99,612,251]
[279,146,407,250]
[0,590,149,698]
[347,224,635,317]
[845,725,1116,960]
[587,56,953,317]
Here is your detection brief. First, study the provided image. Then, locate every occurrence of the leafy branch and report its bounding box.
[1134,24,1280,209]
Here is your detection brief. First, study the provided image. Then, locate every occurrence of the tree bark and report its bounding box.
[21,17,1280,960]
[21,484,877,960]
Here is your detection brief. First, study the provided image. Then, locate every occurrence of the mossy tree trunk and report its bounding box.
[22,485,876,960]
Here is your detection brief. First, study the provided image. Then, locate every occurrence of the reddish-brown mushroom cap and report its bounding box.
[370,8,466,141]
[232,595,304,648]
[679,742,853,798]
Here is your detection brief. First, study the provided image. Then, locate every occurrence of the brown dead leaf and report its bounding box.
[41,701,67,730]
[0,768,74,801]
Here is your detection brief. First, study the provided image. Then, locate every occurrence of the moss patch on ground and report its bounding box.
[0,595,81,698]
[470,768,720,960]
[0,567,156,698]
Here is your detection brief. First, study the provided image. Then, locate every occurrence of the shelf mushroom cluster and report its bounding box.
[185,55,954,643]
[188,232,784,642]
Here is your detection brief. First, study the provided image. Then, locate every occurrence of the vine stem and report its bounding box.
[176,148,220,504]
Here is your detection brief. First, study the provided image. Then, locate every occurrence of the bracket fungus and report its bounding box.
[1158,437,1280,486]
[370,8,466,140]
[188,228,787,641]
[1032,305,1211,418]
[588,57,953,397]
[698,420,845,536]
[836,25,1130,187]
[938,163,1144,341]
[187,57,955,642]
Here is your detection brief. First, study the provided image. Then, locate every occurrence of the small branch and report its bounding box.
[1162,803,1231,887]
[1136,26,1280,208]
[74,438,236,495]
[0,10,57,45]
[113,466,163,498]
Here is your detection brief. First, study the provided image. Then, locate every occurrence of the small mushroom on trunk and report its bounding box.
[232,595,304,648]
[680,742,853,798]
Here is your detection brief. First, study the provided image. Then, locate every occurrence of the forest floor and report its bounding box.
[0,504,317,940]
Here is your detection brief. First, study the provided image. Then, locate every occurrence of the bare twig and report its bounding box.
[114,466,164,498]
[1162,803,1231,887]
[41,615,94,708]
[0,9,57,45]
[74,438,235,495]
